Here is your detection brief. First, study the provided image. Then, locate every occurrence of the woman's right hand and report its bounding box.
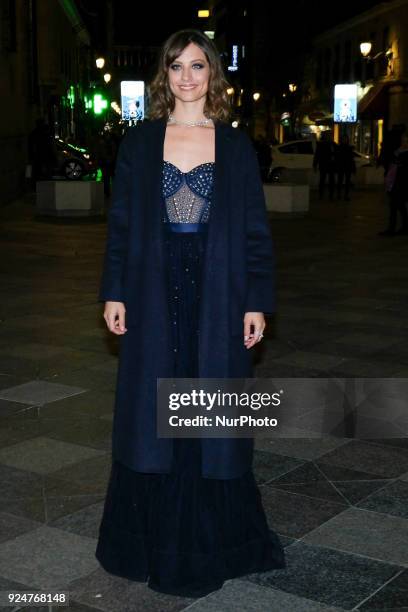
[103,301,127,335]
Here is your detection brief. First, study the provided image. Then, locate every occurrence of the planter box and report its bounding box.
[36,180,104,216]
[263,183,309,213]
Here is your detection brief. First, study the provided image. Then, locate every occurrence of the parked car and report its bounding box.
[267,139,372,182]
[54,138,96,180]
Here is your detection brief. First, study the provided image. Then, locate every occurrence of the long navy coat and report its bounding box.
[98,117,276,479]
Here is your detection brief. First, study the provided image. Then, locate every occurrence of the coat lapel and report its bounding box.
[200,119,233,377]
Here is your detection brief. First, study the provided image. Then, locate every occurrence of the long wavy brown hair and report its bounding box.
[147,29,232,122]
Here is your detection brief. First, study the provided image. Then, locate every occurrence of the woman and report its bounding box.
[95,29,286,597]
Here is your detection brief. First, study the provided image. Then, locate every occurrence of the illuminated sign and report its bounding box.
[121,81,145,122]
[280,112,291,126]
[334,84,357,123]
[93,94,108,115]
[228,45,239,72]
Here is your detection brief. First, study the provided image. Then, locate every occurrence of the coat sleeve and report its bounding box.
[241,133,276,314]
[98,128,135,303]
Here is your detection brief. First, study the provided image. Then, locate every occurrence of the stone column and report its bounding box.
[388,83,408,126]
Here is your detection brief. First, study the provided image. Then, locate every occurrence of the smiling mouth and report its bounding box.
[179,85,196,89]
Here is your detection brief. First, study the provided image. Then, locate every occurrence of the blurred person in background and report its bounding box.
[336,135,356,201]
[91,130,118,197]
[377,124,406,174]
[379,132,408,236]
[313,131,338,200]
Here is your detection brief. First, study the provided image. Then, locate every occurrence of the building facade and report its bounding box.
[0,0,91,204]
[209,0,304,141]
[301,0,408,155]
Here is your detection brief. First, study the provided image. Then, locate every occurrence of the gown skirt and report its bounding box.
[95,225,286,597]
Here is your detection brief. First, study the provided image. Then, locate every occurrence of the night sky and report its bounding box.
[77,1,386,49]
[303,0,386,36]
[112,0,196,45]
[76,0,387,81]
[111,1,385,45]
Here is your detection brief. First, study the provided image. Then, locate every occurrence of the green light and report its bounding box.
[66,142,87,153]
[67,85,75,108]
[93,93,108,115]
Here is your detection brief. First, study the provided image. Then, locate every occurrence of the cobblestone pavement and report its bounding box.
[0,185,407,611]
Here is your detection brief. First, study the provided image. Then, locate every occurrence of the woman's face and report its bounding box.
[167,42,210,106]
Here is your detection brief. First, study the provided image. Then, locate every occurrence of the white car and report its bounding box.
[268,139,372,182]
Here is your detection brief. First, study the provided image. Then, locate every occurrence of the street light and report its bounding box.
[359,41,394,80]
[288,83,297,93]
[253,92,261,101]
[103,73,112,83]
[96,57,105,69]
[360,42,372,58]
[360,41,393,62]
[111,101,121,115]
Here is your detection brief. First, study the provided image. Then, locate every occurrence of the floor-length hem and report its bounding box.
[95,446,286,596]
[95,492,286,597]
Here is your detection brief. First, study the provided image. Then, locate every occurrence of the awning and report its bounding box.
[315,113,334,125]
[297,102,330,123]
[308,110,328,122]
[302,115,316,125]
[358,83,388,118]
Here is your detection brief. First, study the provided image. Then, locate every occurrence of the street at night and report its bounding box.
[1,1,408,610]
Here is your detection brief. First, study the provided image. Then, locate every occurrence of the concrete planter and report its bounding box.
[35,180,104,216]
[263,183,310,213]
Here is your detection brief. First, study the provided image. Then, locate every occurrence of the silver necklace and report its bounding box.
[167,113,212,127]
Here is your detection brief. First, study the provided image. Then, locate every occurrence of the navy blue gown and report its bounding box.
[95,160,286,597]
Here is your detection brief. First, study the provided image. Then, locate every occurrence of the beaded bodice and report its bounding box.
[162,161,215,225]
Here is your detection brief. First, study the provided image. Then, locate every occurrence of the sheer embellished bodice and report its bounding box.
[162,161,214,227]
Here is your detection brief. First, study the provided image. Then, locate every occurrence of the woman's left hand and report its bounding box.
[243,312,266,349]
